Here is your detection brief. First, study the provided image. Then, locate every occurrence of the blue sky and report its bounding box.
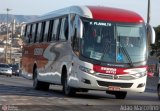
[0,0,159,26]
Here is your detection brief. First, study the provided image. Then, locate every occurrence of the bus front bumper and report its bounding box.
[68,70,147,93]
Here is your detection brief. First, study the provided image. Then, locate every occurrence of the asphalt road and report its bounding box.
[0,75,159,111]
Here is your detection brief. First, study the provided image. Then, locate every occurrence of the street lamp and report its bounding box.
[5,8,12,63]
[147,0,150,24]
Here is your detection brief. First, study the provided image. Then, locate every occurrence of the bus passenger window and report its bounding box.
[51,19,60,41]
[64,18,69,40]
[30,24,36,43]
[39,22,45,42]
[43,21,50,42]
[57,18,62,40]
[34,23,38,43]
[60,17,68,41]
[36,22,42,43]
[47,20,54,42]
[26,25,32,43]
[24,25,27,37]
[24,25,28,43]
[72,28,79,55]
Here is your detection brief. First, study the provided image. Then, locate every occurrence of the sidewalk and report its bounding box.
[146,76,159,92]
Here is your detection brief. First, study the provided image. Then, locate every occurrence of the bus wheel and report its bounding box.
[115,91,127,99]
[63,76,76,96]
[33,69,50,90]
[158,85,160,100]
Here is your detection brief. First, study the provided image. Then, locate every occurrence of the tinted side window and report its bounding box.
[24,25,27,42]
[47,20,54,42]
[43,21,50,42]
[60,17,68,41]
[34,23,38,43]
[51,19,61,41]
[39,22,45,42]
[30,24,36,43]
[26,25,30,36]
[36,22,42,43]
[26,25,31,43]
[24,25,28,37]
[72,28,79,52]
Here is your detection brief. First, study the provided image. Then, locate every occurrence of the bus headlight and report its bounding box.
[131,72,147,78]
[79,65,95,74]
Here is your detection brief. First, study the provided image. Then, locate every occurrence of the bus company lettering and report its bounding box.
[34,48,43,56]
[101,67,117,74]
[90,22,111,26]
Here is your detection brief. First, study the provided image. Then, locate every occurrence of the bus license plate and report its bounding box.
[108,86,121,91]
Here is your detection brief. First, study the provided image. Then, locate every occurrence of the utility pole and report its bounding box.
[147,0,150,24]
[5,8,11,63]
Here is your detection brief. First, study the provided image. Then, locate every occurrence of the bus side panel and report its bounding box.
[21,45,35,79]
[21,43,49,79]
[38,42,73,85]
[36,42,61,84]
[21,41,72,85]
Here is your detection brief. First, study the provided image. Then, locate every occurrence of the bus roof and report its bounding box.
[87,6,144,23]
[30,6,144,23]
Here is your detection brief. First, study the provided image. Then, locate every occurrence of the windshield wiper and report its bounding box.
[119,45,134,67]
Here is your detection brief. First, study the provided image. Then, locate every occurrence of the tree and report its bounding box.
[154,25,160,56]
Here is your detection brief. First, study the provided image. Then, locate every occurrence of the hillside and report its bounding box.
[0,14,38,23]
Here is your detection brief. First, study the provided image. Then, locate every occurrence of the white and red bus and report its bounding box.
[21,6,155,99]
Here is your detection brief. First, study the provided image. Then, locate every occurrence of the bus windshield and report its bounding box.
[80,17,147,64]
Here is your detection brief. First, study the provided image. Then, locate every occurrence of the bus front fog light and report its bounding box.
[137,83,145,88]
[81,78,91,84]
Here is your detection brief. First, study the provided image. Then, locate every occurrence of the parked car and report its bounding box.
[9,64,20,76]
[0,63,12,77]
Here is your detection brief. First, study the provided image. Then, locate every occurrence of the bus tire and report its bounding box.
[63,76,76,96]
[62,68,76,96]
[158,84,160,100]
[33,68,50,90]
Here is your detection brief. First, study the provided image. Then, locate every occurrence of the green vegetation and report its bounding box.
[151,25,160,59]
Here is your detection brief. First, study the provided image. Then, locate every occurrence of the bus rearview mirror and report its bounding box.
[146,24,156,44]
[76,18,83,38]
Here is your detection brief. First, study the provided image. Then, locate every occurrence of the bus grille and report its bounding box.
[96,74,113,79]
[95,73,136,80]
[118,76,135,80]
[97,81,133,88]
